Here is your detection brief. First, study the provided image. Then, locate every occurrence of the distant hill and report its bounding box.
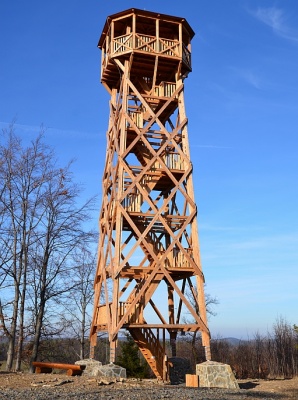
[220,337,244,346]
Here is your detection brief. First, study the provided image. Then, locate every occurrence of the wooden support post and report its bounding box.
[110,339,117,363]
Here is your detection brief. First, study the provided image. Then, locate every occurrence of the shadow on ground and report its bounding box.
[238,381,259,389]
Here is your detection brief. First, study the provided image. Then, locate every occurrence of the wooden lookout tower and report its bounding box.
[90,8,211,381]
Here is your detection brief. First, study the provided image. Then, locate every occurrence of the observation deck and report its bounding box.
[98,8,195,90]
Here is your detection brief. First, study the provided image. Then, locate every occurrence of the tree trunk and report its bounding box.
[6,336,15,371]
[6,284,20,371]
[29,303,45,373]
[15,273,27,371]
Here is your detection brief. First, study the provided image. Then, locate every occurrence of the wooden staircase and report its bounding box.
[128,324,168,381]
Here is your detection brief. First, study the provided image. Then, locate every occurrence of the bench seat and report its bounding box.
[32,361,85,376]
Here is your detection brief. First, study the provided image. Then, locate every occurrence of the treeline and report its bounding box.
[177,318,298,379]
[0,337,110,368]
[113,318,298,380]
[0,124,97,371]
[8,317,295,381]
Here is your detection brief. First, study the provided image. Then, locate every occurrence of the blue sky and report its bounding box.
[1,0,297,339]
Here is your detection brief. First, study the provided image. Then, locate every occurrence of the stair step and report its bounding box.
[129,326,167,380]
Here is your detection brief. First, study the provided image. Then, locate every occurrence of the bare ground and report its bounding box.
[0,372,297,399]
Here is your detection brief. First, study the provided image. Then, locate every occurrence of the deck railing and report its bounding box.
[113,33,133,53]
[165,248,193,268]
[122,192,142,212]
[154,82,176,98]
[119,301,143,323]
[128,111,143,128]
[103,33,191,69]
[150,152,184,171]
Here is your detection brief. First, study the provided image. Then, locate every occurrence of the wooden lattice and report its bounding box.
[90,8,211,381]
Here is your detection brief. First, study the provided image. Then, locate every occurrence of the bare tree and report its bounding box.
[0,125,51,370]
[272,317,297,378]
[0,123,96,371]
[59,245,96,360]
[26,164,95,370]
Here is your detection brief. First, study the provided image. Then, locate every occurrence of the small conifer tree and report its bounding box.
[117,333,150,378]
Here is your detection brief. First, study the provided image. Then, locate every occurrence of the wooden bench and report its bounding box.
[32,361,86,376]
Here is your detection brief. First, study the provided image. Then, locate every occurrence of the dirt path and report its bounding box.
[238,377,298,398]
[0,372,297,399]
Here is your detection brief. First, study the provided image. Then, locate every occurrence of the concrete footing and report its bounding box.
[196,361,239,389]
[75,359,126,379]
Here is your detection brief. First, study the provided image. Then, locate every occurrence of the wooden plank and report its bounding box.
[32,362,83,370]
[186,374,199,387]
[124,323,201,331]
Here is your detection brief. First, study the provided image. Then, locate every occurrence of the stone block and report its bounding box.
[75,359,102,376]
[196,361,239,389]
[77,362,126,379]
